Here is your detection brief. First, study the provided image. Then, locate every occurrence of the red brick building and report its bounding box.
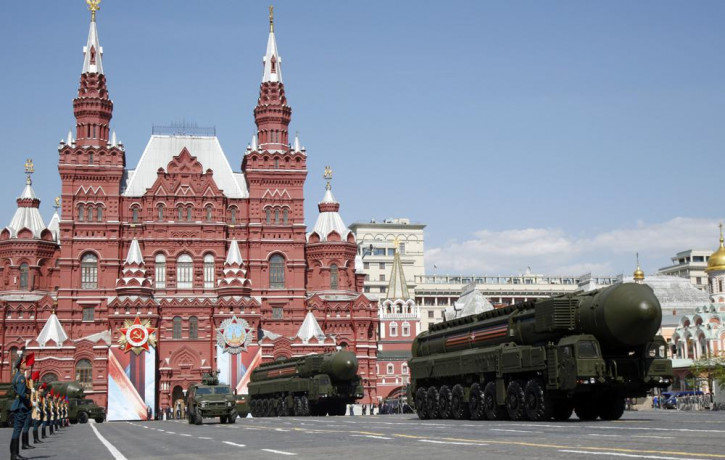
[0,8,378,412]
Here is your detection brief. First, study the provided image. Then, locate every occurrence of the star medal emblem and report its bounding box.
[119,316,157,354]
[216,316,252,355]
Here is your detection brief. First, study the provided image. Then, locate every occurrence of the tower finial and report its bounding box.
[720,222,724,245]
[323,165,332,190]
[54,196,61,211]
[269,5,274,33]
[24,158,34,185]
[87,0,101,22]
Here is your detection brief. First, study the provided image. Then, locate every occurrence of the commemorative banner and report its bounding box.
[107,317,157,421]
[215,316,261,394]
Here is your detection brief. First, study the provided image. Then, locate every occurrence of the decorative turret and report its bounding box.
[73,0,113,147]
[633,253,645,284]
[254,5,291,149]
[36,311,69,348]
[115,238,153,296]
[706,224,725,273]
[47,197,61,242]
[296,311,326,343]
[308,167,353,242]
[2,160,48,239]
[217,240,252,296]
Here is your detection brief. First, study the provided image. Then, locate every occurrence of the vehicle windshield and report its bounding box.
[214,387,230,395]
[78,400,93,405]
[577,341,599,358]
[195,387,212,395]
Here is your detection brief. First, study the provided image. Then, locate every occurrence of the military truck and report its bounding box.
[186,373,238,425]
[248,350,364,417]
[233,394,250,418]
[408,283,673,421]
[49,381,105,424]
[0,382,17,427]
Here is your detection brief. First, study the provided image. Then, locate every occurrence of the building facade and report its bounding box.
[657,249,712,292]
[0,7,379,414]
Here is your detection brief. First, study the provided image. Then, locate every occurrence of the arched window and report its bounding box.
[77,205,84,222]
[402,322,410,337]
[96,206,103,222]
[274,158,279,169]
[173,316,182,339]
[186,207,193,221]
[402,364,408,375]
[177,206,183,221]
[81,253,98,289]
[189,316,198,339]
[265,208,271,224]
[155,254,166,289]
[176,254,193,289]
[274,209,279,224]
[230,207,237,224]
[41,373,57,384]
[330,264,339,290]
[89,152,94,165]
[283,208,288,225]
[387,364,394,375]
[157,204,165,221]
[8,347,19,372]
[131,206,139,223]
[86,206,92,222]
[205,206,213,222]
[269,254,285,289]
[75,359,93,390]
[203,254,215,288]
[390,322,398,337]
[19,263,29,290]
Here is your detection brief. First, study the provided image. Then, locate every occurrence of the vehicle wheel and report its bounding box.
[263,399,272,417]
[505,380,528,421]
[188,410,194,424]
[484,381,507,421]
[426,386,440,419]
[195,408,203,425]
[415,387,429,420]
[574,398,598,421]
[228,409,238,423]
[437,385,453,419]
[78,412,89,424]
[220,416,228,424]
[468,383,485,420]
[95,418,105,423]
[451,384,470,420]
[293,397,303,416]
[598,394,625,421]
[300,396,310,416]
[279,396,290,417]
[335,402,347,416]
[552,401,573,421]
[524,378,553,421]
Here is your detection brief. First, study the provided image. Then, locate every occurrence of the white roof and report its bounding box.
[82,19,103,74]
[262,30,282,83]
[47,211,60,242]
[225,239,243,266]
[37,313,69,347]
[125,239,144,265]
[5,184,47,239]
[296,311,325,342]
[444,283,494,320]
[307,186,353,242]
[122,135,249,198]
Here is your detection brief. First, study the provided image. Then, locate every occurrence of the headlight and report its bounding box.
[659,346,666,358]
[227,402,232,407]
[589,377,595,384]
[648,348,656,358]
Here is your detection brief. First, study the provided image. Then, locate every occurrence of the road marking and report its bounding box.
[157,429,165,432]
[633,436,675,440]
[198,437,212,440]
[420,439,487,446]
[559,450,701,460]
[178,434,192,437]
[490,429,540,433]
[89,420,129,460]
[588,434,621,437]
[275,428,291,432]
[223,441,246,447]
[166,431,175,434]
[262,449,297,456]
[351,434,393,440]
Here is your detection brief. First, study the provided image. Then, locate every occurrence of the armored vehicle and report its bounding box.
[0,382,17,427]
[408,283,673,422]
[49,381,105,424]
[234,394,250,418]
[186,373,238,425]
[248,350,363,417]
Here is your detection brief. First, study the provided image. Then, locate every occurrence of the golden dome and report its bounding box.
[706,224,725,273]
[633,253,645,281]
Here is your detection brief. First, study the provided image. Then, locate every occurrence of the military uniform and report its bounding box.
[9,356,30,460]
[31,378,43,445]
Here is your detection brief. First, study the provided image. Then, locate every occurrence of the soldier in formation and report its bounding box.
[8,351,30,460]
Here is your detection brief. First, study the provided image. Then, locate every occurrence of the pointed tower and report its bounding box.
[36,311,70,348]
[217,240,253,297]
[115,239,153,296]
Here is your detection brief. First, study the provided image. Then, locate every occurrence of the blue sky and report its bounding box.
[0,1,723,276]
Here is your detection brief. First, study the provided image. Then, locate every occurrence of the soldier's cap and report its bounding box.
[31,371,40,380]
[40,382,47,390]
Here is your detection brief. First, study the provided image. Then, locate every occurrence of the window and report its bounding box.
[186,207,192,221]
[75,359,93,390]
[269,254,285,289]
[189,316,198,339]
[86,206,92,222]
[399,243,405,255]
[81,253,98,289]
[390,322,398,337]
[275,209,279,224]
[428,311,434,319]
[265,208,271,224]
[177,254,193,289]
[330,265,339,290]
[203,254,215,288]
[157,204,164,221]
[402,322,410,337]
[283,208,288,225]
[272,307,283,319]
[82,307,94,322]
[380,286,386,293]
[380,274,385,282]
[41,373,58,384]
[387,248,395,256]
[8,347,19,370]
[387,364,394,375]
[205,206,212,222]
[19,263,29,290]
[77,205,84,222]
[89,152,94,165]
[379,263,386,270]
[177,207,183,221]
[230,207,237,224]
[364,287,370,293]
[363,262,369,270]
[274,158,279,169]
[172,316,182,339]
[401,364,408,375]
[96,206,103,222]
[132,207,139,223]
[155,254,166,288]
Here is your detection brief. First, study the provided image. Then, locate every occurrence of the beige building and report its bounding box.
[657,250,711,292]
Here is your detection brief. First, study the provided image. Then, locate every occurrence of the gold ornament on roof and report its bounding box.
[87,0,101,22]
[633,252,645,281]
[24,158,34,185]
[706,223,725,273]
[269,5,274,32]
[324,165,333,190]
[54,197,61,210]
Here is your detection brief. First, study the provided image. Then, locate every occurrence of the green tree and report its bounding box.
[690,352,725,393]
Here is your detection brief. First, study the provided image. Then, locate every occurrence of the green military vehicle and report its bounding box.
[49,381,105,424]
[186,372,238,425]
[0,382,18,427]
[409,283,673,421]
[233,394,250,418]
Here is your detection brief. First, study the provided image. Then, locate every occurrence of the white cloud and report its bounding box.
[425,217,723,275]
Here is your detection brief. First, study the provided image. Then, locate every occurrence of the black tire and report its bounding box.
[188,409,194,424]
[78,412,89,424]
[293,397,302,416]
[220,416,228,424]
[415,387,429,420]
[574,398,598,421]
[552,401,574,421]
[524,379,553,421]
[263,399,272,417]
[95,418,105,423]
[437,385,453,419]
[300,396,310,416]
[451,384,470,420]
[279,397,289,417]
[599,395,625,421]
[468,383,485,420]
[426,386,440,419]
[505,380,528,421]
[228,409,237,423]
[194,408,202,425]
[483,381,507,421]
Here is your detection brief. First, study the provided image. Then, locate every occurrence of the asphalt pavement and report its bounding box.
[3,410,725,460]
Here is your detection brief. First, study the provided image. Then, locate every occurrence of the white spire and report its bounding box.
[125,238,144,265]
[251,134,258,151]
[296,311,325,343]
[47,210,60,242]
[262,19,282,83]
[37,313,69,348]
[82,16,104,74]
[67,130,73,145]
[225,239,244,266]
[355,253,364,273]
[386,244,410,300]
[293,133,301,153]
[111,130,117,146]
